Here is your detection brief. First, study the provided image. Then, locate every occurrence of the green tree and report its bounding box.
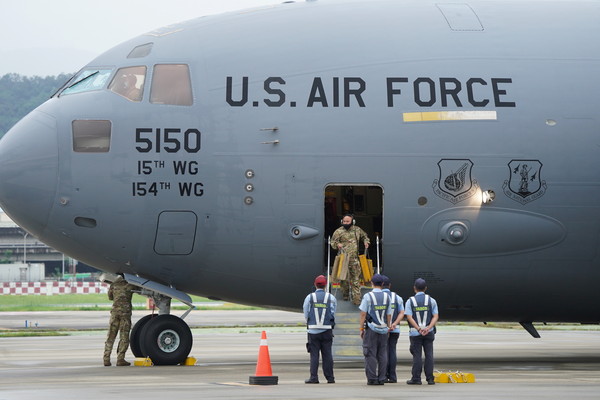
[0,73,71,137]
[1,250,13,263]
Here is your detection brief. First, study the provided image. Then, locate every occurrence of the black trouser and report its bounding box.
[308,330,334,381]
[362,328,388,382]
[386,332,399,381]
[409,332,435,382]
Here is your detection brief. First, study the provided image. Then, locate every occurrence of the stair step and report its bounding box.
[330,288,368,360]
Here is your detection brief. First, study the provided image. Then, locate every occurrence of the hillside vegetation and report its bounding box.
[0,73,71,137]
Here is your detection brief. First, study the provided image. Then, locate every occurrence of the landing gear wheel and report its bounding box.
[139,314,193,365]
[130,314,156,358]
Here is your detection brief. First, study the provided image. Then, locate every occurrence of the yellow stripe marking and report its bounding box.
[403,111,497,122]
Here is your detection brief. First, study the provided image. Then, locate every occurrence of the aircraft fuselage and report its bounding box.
[0,0,599,324]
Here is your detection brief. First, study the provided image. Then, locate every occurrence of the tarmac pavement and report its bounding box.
[0,311,599,400]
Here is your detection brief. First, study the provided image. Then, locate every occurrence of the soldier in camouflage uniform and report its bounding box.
[103,275,137,366]
[330,214,370,305]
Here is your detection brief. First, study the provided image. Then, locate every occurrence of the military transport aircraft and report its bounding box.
[0,0,599,364]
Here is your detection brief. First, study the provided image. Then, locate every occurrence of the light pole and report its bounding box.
[23,232,28,264]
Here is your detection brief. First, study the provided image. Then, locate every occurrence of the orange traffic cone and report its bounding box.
[249,331,278,385]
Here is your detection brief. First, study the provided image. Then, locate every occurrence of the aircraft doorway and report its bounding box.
[324,185,383,272]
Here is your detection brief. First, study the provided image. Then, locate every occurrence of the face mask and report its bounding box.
[342,223,352,230]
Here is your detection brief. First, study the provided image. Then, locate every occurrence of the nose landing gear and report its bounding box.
[125,274,195,365]
[137,314,193,365]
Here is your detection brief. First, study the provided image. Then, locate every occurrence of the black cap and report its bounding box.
[414,278,427,291]
[371,273,385,285]
[381,275,391,288]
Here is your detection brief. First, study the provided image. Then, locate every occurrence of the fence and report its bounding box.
[1,281,108,295]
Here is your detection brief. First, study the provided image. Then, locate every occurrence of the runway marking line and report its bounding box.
[215,382,252,387]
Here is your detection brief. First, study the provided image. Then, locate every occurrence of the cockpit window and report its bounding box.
[60,69,112,96]
[150,64,193,106]
[128,43,153,58]
[72,120,111,153]
[108,66,146,102]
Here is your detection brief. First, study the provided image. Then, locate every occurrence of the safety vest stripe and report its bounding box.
[389,292,400,320]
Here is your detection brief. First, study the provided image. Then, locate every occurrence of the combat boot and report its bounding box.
[116,359,131,366]
[103,358,111,366]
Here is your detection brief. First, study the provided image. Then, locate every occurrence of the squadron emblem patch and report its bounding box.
[502,159,547,204]
[433,159,478,204]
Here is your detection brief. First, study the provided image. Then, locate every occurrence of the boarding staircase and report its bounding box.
[330,286,370,359]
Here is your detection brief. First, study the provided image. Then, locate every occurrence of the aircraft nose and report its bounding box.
[0,110,58,237]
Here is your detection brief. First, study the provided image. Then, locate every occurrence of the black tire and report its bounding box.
[130,314,156,358]
[139,315,193,365]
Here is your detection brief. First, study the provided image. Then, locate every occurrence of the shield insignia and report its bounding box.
[502,159,547,204]
[433,159,478,204]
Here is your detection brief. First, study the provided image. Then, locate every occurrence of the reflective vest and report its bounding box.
[409,294,432,330]
[385,290,401,323]
[366,291,389,329]
[307,291,334,329]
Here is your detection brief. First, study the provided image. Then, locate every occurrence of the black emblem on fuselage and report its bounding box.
[502,159,547,204]
[433,159,478,204]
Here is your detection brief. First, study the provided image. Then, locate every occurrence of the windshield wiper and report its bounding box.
[66,71,99,90]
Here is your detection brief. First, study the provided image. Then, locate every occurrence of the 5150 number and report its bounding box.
[135,128,201,153]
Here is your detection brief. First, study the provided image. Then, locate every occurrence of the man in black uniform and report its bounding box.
[382,275,404,383]
[405,278,439,385]
[302,275,336,384]
[359,273,392,385]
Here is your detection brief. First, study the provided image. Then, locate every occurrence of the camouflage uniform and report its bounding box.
[331,225,370,305]
[103,276,137,366]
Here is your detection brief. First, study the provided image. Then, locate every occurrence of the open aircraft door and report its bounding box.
[324,184,383,278]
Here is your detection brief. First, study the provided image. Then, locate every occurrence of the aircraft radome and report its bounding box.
[0,0,599,364]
